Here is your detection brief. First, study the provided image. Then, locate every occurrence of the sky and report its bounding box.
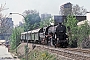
[0,0,90,25]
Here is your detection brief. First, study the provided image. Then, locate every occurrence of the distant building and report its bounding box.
[59,2,72,16]
[41,13,51,20]
[19,21,23,26]
[76,12,90,26]
[53,15,86,25]
[5,18,13,33]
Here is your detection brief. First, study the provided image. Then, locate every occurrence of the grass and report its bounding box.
[21,49,57,60]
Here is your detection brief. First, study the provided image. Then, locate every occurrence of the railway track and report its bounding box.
[34,44,90,60]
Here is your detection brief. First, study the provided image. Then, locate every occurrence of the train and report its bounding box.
[21,23,69,48]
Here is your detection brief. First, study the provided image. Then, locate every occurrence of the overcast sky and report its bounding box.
[0,0,90,25]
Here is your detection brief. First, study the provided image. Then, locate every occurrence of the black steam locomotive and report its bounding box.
[21,23,69,48]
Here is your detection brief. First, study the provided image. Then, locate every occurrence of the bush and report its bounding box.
[28,50,56,60]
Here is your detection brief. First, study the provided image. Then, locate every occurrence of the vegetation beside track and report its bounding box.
[21,49,56,60]
[10,43,56,60]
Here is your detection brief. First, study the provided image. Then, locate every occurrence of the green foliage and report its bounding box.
[65,15,78,45]
[23,10,54,31]
[10,28,16,50]
[39,17,54,28]
[39,21,45,28]
[39,19,50,28]
[28,50,56,60]
[65,15,78,28]
[10,26,24,50]
[65,15,90,47]
[23,10,41,31]
[77,21,90,46]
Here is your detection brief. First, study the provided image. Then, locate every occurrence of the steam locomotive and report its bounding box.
[21,23,69,48]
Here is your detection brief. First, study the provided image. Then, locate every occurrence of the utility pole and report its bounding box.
[10,13,28,60]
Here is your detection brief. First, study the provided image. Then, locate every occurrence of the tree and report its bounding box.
[65,15,78,47]
[39,17,54,28]
[59,3,87,16]
[10,28,16,50]
[59,2,72,16]
[72,4,87,16]
[0,3,12,40]
[10,26,24,50]
[40,19,50,27]
[23,10,41,31]
[65,15,90,47]
[78,21,90,47]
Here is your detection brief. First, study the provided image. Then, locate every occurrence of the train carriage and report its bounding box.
[21,27,46,43]
[21,32,27,42]
[21,24,69,48]
[30,28,41,43]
